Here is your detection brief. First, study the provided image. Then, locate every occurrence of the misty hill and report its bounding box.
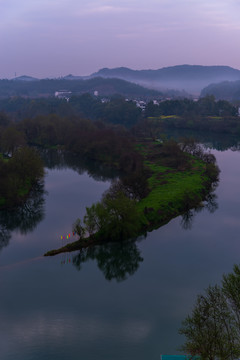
[13,75,39,82]
[201,80,240,101]
[63,74,84,81]
[0,77,162,99]
[90,65,240,94]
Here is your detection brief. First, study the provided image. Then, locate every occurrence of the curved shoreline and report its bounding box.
[44,206,201,257]
[44,140,219,257]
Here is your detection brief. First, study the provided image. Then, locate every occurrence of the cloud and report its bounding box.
[194,0,240,30]
[1,0,240,77]
[76,5,130,15]
[1,0,238,33]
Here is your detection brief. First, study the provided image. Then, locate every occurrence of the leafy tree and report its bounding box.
[10,146,44,183]
[106,171,149,202]
[158,139,189,169]
[102,98,141,127]
[73,218,86,240]
[222,264,240,332]
[179,265,240,360]
[83,204,101,236]
[204,163,220,184]
[0,112,10,127]
[100,190,140,241]
[0,146,44,208]
[0,126,26,155]
[198,95,217,116]
[144,101,159,118]
[179,285,240,360]
[217,100,237,116]
[83,202,109,236]
[80,190,141,243]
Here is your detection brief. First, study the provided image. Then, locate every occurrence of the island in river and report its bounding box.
[44,138,219,256]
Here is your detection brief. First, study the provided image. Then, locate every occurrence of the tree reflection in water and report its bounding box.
[163,128,240,152]
[71,187,219,280]
[0,226,11,252]
[180,192,218,230]
[72,239,144,282]
[0,180,46,252]
[41,148,118,182]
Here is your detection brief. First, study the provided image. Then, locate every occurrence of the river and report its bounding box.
[1,136,240,360]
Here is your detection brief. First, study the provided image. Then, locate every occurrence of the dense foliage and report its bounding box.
[0,94,239,135]
[0,77,161,98]
[138,96,240,136]
[201,80,240,101]
[0,94,142,127]
[179,264,240,360]
[0,110,147,208]
[145,96,237,118]
[17,115,143,172]
[74,189,142,243]
[0,92,225,212]
[0,147,44,207]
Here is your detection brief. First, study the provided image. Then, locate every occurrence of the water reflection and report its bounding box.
[72,239,144,282]
[180,192,218,230]
[71,189,219,280]
[0,227,11,252]
[0,180,46,251]
[40,148,118,182]
[0,147,117,254]
[163,128,240,151]
[71,150,220,280]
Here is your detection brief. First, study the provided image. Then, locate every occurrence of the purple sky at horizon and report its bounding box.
[1,0,240,79]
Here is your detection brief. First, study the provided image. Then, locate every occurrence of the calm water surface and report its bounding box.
[1,140,240,360]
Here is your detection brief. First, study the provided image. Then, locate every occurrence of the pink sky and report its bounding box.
[1,0,240,78]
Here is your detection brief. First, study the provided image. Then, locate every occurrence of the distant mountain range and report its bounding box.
[8,64,240,96]
[88,65,240,94]
[13,75,39,82]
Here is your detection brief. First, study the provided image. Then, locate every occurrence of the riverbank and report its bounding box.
[147,115,240,136]
[136,140,217,230]
[0,147,45,209]
[44,139,219,256]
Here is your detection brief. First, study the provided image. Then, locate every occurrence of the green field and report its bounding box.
[136,140,212,229]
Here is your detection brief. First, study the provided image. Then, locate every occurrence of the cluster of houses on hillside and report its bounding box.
[55,89,165,110]
[54,90,240,117]
[54,89,200,111]
[54,90,72,101]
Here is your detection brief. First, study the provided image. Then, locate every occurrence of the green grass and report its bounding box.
[138,166,205,212]
[136,141,209,228]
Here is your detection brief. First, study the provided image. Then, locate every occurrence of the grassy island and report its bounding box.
[44,138,219,256]
[135,140,217,230]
